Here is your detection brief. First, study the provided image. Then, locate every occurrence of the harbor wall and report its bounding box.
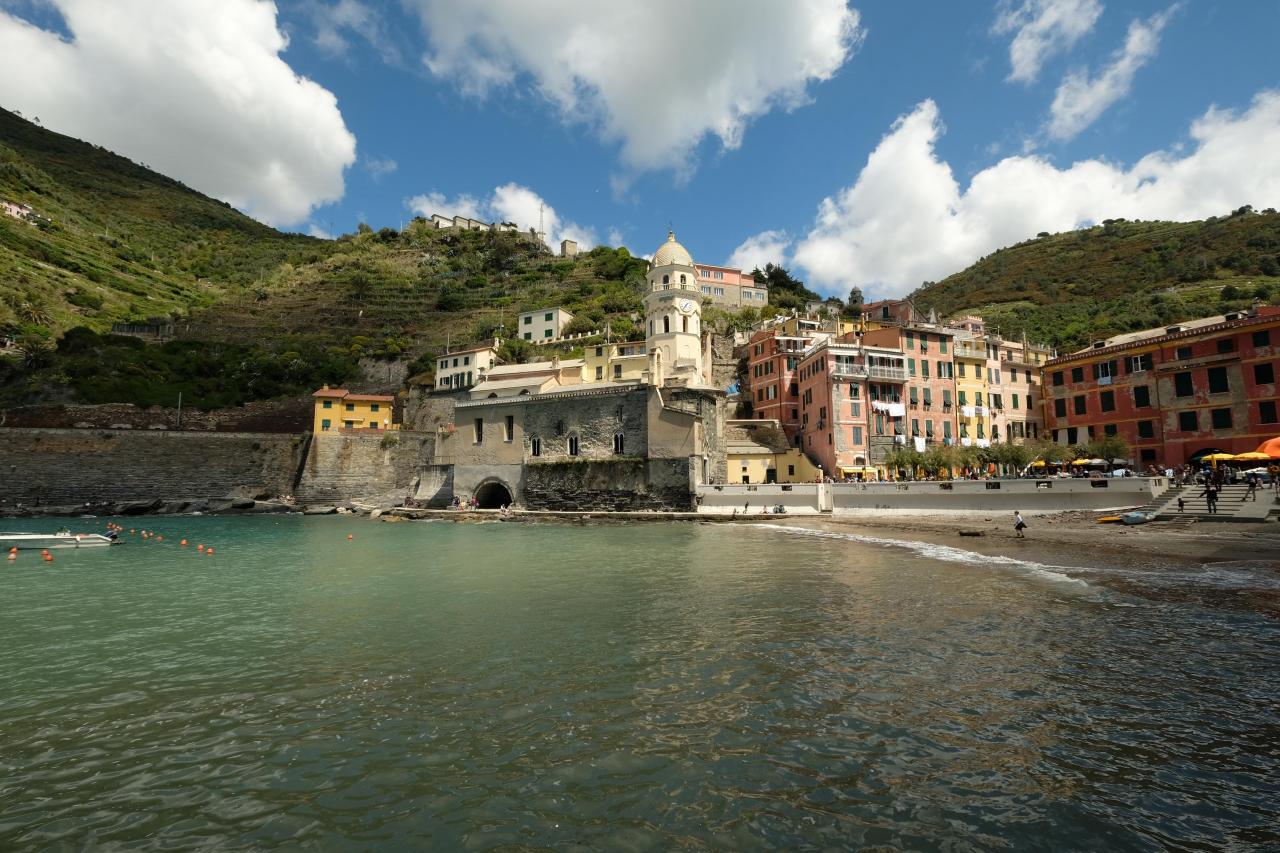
[295,431,435,504]
[696,478,1169,515]
[0,428,302,507]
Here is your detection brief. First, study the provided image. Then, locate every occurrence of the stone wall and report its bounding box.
[0,399,312,432]
[402,388,462,433]
[0,428,302,506]
[522,459,694,511]
[295,430,435,504]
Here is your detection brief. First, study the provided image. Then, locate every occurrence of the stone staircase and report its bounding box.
[1153,483,1279,522]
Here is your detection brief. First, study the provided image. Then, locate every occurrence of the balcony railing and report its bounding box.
[832,365,868,378]
[867,365,907,381]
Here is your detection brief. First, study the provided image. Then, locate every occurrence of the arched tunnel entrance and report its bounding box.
[474,480,513,509]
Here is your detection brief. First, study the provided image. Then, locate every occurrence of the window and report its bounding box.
[1071,367,1084,383]
[1216,338,1235,354]
[1012,393,1020,410]
[463,356,470,366]
[958,390,968,406]
[523,332,532,341]
[1134,385,1151,408]
[1262,400,1278,424]
[1073,395,1087,415]
[595,365,604,380]
[321,419,331,431]
[1054,398,1067,418]
[613,433,625,454]
[530,436,541,457]
[545,312,554,322]
[1178,411,1198,432]
[1126,353,1152,373]
[1174,372,1194,397]
[543,329,553,338]
[567,435,580,456]
[943,421,952,439]
[921,360,930,379]
[1137,420,1154,439]
[523,315,532,325]
[1176,345,1192,360]
[663,316,670,334]
[852,427,863,444]
[1093,360,1118,382]
[1252,329,1270,348]
[473,418,484,443]
[1141,449,1156,462]
[940,339,948,354]
[1256,362,1275,384]
[957,362,966,378]
[322,400,332,409]
[908,358,916,376]
[1207,366,1229,393]
[504,415,514,442]
[370,403,380,413]
[345,403,355,412]
[1100,390,1115,412]
[911,418,920,436]
[1211,408,1233,429]
[1052,371,1064,386]
[682,317,689,333]
[1104,424,1117,436]
[613,364,622,379]
[1066,427,1078,445]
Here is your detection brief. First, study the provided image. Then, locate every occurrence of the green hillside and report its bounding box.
[0,107,331,336]
[911,212,1280,349]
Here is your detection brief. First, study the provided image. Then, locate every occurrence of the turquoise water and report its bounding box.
[1,516,1277,850]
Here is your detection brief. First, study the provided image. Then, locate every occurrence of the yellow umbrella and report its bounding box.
[1030,460,1047,467]
[1070,458,1091,465]
[1201,453,1237,461]
[1233,451,1271,461]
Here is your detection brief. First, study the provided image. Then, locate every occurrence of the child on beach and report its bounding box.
[1014,511,1027,538]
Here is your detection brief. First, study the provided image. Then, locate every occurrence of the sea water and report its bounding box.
[1,516,1276,850]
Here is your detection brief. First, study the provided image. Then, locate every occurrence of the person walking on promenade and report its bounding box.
[1013,510,1027,538]
[1197,484,1219,514]
[1244,474,1259,502]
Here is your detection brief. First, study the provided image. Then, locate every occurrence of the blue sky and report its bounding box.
[2,1,1278,299]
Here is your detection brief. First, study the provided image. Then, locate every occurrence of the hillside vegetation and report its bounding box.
[911,212,1280,349]
[0,108,330,338]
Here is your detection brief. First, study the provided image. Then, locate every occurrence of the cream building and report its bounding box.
[583,341,648,383]
[435,341,499,392]
[519,307,574,342]
[469,358,585,399]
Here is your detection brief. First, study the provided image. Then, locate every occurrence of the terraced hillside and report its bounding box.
[0,107,330,336]
[911,212,1280,349]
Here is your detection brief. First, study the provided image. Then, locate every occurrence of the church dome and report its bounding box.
[651,230,693,268]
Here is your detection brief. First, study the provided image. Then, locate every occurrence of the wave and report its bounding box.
[747,523,1091,588]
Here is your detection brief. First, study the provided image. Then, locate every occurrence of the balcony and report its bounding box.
[832,364,868,379]
[953,346,985,360]
[867,365,907,382]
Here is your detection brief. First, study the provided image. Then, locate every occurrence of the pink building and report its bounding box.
[861,325,959,448]
[796,336,908,478]
[695,263,769,308]
[745,327,812,443]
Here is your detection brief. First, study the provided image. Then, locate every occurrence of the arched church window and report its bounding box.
[662,274,669,284]
[663,316,670,334]
[567,434,580,456]
[649,320,654,335]
[679,274,686,284]
[682,316,688,333]
[529,436,541,457]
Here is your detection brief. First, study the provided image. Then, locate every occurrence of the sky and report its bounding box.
[1,0,1278,301]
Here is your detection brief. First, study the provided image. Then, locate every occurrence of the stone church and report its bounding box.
[427,231,728,510]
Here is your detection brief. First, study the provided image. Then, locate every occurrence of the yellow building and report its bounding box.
[951,332,990,448]
[582,341,648,383]
[725,419,823,484]
[313,386,399,433]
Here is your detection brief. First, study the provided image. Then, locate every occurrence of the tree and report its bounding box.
[1085,434,1131,467]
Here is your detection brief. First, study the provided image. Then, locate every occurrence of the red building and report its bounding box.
[1042,306,1280,468]
[745,326,811,444]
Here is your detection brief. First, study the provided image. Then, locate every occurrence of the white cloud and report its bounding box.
[406,184,598,250]
[308,0,401,64]
[727,230,791,273]
[364,156,398,179]
[0,0,356,226]
[1047,6,1176,140]
[787,92,1280,299]
[307,223,335,240]
[994,0,1103,84]
[606,228,624,248]
[405,0,863,177]
[405,190,485,222]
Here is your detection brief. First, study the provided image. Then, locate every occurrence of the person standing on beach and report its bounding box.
[1197,484,1218,514]
[1013,511,1027,538]
[1244,474,1259,502]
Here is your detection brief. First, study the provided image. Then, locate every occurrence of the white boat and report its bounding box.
[0,531,118,550]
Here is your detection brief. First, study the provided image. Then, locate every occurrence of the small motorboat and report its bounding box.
[1095,515,1123,524]
[0,531,118,550]
[1121,511,1156,526]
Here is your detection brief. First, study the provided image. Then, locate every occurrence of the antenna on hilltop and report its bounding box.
[538,203,545,244]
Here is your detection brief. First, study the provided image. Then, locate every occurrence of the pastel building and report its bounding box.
[312,386,398,433]
[435,341,499,392]
[519,307,574,342]
[695,264,769,308]
[583,341,648,383]
[1043,306,1280,467]
[725,419,822,484]
[980,333,1052,443]
[861,324,959,448]
[469,358,585,399]
[950,327,991,447]
[795,336,908,478]
[745,326,813,444]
